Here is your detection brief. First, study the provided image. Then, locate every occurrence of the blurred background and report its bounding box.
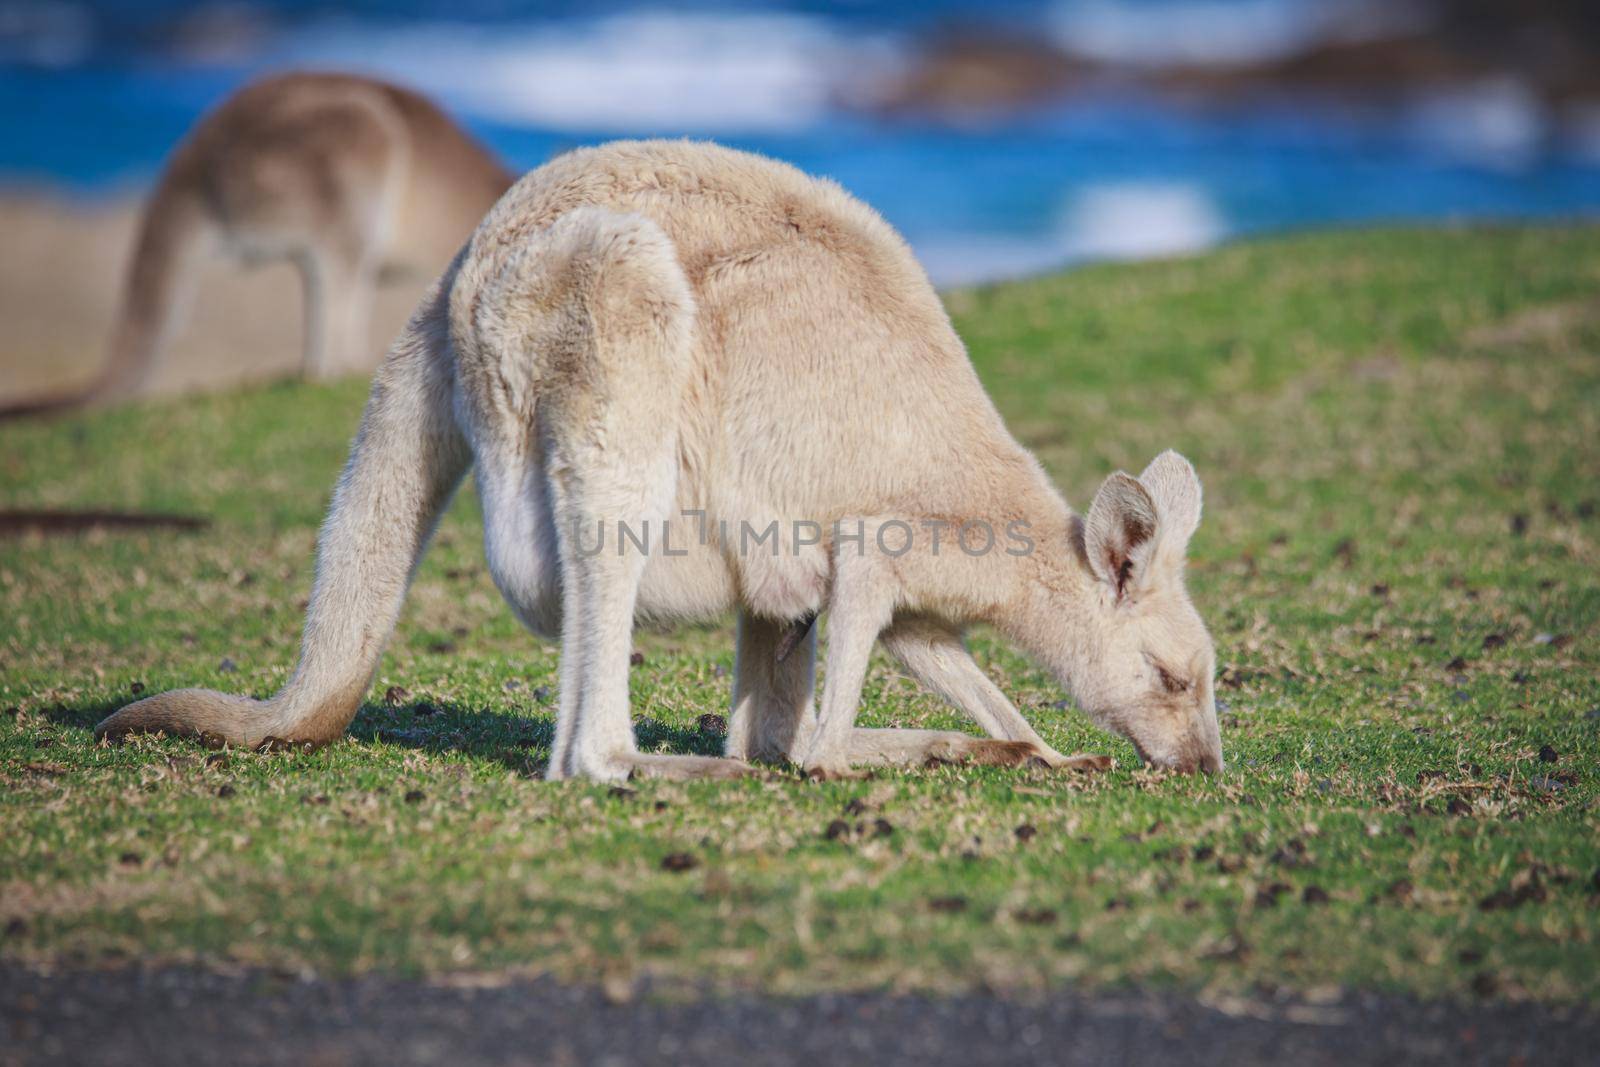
[2,0,1599,401]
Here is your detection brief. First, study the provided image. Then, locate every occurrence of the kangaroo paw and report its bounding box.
[1049,753,1114,773]
[621,754,760,782]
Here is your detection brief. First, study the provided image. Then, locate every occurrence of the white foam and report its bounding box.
[1406,78,1547,172]
[276,11,888,133]
[1057,181,1226,261]
[912,182,1227,285]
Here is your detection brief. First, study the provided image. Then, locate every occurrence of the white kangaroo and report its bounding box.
[2,72,513,416]
[97,140,1223,780]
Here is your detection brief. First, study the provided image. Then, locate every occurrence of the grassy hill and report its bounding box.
[2,225,1597,1002]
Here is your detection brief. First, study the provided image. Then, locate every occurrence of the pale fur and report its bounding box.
[98,140,1223,779]
[2,72,513,416]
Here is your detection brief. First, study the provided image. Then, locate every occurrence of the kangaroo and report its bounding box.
[96,140,1223,780]
[2,72,513,416]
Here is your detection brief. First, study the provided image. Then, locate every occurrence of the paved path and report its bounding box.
[4,966,1595,1066]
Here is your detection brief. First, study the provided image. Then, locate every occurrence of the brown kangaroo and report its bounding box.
[2,71,514,416]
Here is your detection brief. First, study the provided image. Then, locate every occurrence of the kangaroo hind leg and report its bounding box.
[462,208,749,783]
[293,90,405,381]
[726,611,817,765]
[301,245,378,382]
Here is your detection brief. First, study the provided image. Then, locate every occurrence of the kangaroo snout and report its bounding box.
[1129,732,1223,775]
[1182,746,1224,775]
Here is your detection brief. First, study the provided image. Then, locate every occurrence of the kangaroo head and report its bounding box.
[1071,450,1222,774]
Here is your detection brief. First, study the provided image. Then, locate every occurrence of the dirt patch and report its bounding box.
[0,510,209,537]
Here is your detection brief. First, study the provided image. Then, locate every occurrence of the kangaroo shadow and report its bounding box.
[347,700,728,776]
[40,696,726,777]
[42,699,124,731]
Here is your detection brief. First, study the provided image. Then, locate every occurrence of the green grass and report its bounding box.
[2,225,1597,1003]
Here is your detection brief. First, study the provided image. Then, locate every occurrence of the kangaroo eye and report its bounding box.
[1155,665,1190,694]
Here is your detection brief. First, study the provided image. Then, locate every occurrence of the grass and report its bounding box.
[2,225,1598,1003]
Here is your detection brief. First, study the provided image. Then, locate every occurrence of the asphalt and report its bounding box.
[4,965,1596,1066]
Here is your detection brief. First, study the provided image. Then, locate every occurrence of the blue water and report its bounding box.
[3,1,1599,284]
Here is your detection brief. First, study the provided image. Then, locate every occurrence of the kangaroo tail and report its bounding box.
[96,261,473,749]
[0,173,213,419]
[0,389,103,420]
[92,171,215,404]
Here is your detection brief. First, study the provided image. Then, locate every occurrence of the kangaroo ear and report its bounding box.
[1084,471,1159,599]
[1138,450,1203,547]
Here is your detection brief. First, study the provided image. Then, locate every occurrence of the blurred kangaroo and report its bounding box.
[98,140,1223,780]
[2,72,513,416]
